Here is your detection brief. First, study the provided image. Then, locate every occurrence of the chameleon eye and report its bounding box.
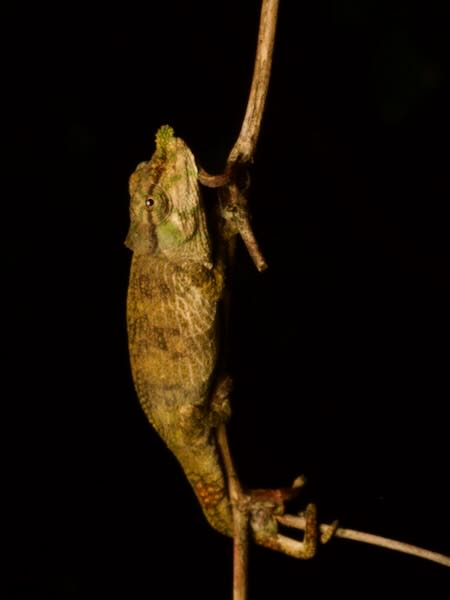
[145,184,171,224]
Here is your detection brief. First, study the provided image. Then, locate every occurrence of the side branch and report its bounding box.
[276,515,450,568]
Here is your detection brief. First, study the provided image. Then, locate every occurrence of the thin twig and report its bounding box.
[224,0,280,272]
[218,2,280,596]
[200,0,279,272]
[211,1,450,593]
[276,514,450,568]
[228,0,280,164]
[217,424,250,600]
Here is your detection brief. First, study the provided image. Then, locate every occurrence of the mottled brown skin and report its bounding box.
[125,126,233,536]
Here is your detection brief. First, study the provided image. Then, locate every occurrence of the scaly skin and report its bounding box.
[125,126,233,536]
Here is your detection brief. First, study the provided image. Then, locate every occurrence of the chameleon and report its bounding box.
[125,125,233,536]
[125,125,334,557]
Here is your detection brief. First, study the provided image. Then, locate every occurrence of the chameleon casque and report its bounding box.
[125,125,233,536]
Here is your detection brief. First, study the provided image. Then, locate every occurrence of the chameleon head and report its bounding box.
[125,125,212,266]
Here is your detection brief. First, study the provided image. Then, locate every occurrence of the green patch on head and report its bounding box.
[157,218,189,250]
[155,125,175,154]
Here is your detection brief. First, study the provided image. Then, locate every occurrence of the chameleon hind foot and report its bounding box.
[247,476,338,559]
[216,424,337,558]
[250,498,318,559]
[251,501,338,559]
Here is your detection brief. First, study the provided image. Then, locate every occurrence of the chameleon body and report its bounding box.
[125,125,232,536]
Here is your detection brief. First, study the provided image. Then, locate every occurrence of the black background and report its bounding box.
[7,1,450,597]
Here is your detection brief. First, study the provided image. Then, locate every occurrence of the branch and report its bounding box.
[211,3,450,596]
[224,0,279,272]
[276,514,450,568]
[216,2,280,597]
[216,3,280,595]
[228,0,280,164]
[200,0,279,273]
[207,4,450,598]
[217,424,250,600]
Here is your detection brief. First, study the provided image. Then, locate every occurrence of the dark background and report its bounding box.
[7,1,450,597]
